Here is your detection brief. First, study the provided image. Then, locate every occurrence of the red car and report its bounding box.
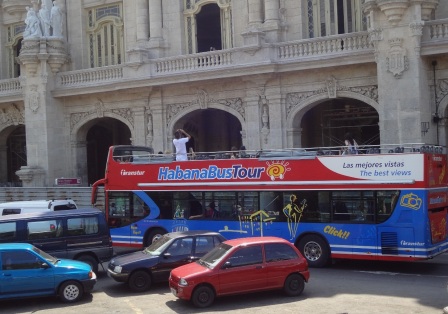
[169,236,310,308]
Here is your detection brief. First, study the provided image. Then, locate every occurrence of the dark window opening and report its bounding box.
[196,4,221,53]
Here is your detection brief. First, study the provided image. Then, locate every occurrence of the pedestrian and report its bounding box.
[173,129,191,161]
[342,132,359,155]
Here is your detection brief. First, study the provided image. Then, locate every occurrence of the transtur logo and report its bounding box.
[120,169,145,176]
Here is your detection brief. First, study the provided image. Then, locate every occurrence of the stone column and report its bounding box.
[244,82,264,151]
[248,0,263,26]
[287,128,303,148]
[264,90,284,149]
[148,88,165,153]
[72,140,88,187]
[264,0,279,23]
[136,0,149,44]
[148,0,164,56]
[132,107,146,146]
[364,0,438,145]
[17,37,68,187]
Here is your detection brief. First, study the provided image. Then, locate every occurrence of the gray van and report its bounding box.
[0,208,113,274]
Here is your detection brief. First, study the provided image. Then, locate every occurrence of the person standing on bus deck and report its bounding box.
[173,129,191,161]
[342,132,359,155]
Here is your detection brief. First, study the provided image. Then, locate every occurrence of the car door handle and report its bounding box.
[255,266,263,269]
[2,273,12,277]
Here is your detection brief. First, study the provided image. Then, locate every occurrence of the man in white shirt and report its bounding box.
[173,129,191,161]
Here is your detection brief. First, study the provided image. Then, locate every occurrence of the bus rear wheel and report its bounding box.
[144,228,166,247]
[298,235,330,268]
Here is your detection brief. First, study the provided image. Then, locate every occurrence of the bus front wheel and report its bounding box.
[298,235,330,268]
[144,228,166,247]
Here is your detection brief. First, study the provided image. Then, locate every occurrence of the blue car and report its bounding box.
[0,243,97,303]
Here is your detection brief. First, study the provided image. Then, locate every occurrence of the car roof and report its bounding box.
[165,230,224,238]
[223,236,291,246]
[0,243,34,251]
[0,208,102,221]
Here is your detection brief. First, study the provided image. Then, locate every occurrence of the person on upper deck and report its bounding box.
[173,129,191,161]
[342,132,359,155]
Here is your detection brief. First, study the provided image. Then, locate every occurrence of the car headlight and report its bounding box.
[179,278,188,286]
[113,265,122,273]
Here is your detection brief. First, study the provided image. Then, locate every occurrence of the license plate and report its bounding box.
[171,287,177,296]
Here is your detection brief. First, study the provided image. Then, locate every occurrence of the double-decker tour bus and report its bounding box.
[91,144,448,267]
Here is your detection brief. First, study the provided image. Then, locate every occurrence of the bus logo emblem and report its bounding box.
[400,193,422,210]
[265,161,290,181]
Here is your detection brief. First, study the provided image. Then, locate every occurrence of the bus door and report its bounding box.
[108,193,132,247]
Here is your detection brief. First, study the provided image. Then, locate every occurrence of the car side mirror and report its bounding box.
[222,261,232,269]
[163,252,172,259]
[40,261,50,269]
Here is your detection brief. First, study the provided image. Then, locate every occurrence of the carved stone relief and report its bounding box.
[27,85,40,113]
[386,38,409,78]
[286,85,379,118]
[0,103,25,126]
[166,95,244,127]
[70,101,134,133]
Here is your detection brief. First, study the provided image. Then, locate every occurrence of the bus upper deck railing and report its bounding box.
[111,143,445,164]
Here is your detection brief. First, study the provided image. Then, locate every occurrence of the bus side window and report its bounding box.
[0,222,17,242]
[333,202,350,221]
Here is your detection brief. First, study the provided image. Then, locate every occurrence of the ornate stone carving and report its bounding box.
[409,21,424,56]
[0,103,25,126]
[261,104,270,145]
[286,85,379,117]
[326,76,337,98]
[216,98,245,117]
[196,89,209,109]
[70,103,134,132]
[368,28,383,63]
[166,97,245,126]
[146,107,154,147]
[376,0,409,26]
[27,85,40,113]
[386,38,409,78]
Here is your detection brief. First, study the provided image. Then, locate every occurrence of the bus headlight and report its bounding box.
[114,266,122,273]
[179,278,188,286]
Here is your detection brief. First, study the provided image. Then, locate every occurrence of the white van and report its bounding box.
[0,199,78,216]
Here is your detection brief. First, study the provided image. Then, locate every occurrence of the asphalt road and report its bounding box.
[1,253,448,314]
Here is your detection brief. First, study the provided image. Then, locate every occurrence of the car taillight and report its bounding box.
[89,271,94,278]
[50,224,55,231]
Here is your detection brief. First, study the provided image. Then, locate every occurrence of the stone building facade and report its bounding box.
[0,0,448,187]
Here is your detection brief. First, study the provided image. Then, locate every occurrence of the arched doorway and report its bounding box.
[196,3,222,52]
[86,118,131,185]
[1,126,26,186]
[300,98,379,147]
[173,108,242,153]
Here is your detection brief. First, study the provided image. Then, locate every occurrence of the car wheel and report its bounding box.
[192,285,215,308]
[298,234,330,268]
[128,270,152,292]
[59,280,83,303]
[283,273,305,296]
[77,255,98,274]
[144,228,166,247]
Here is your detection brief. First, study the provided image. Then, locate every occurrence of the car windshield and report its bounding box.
[198,243,232,268]
[143,234,174,255]
[32,246,58,264]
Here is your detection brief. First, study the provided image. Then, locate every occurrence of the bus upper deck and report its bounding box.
[96,143,447,192]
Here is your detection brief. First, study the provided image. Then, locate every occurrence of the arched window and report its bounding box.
[87,4,124,68]
[306,0,367,38]
[6,23,25,78]
[184,0,233,54]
